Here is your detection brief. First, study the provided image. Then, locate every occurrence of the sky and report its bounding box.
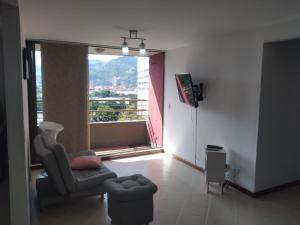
[88,54,121,62]
[35,51,41,66]
[35,51,121,66]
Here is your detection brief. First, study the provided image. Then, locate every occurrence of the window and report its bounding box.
[88,55,149,122]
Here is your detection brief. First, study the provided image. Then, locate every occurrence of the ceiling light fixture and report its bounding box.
[120,30,147,56]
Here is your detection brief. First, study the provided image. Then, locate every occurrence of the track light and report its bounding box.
[120,30,147,56]
[122,39,129,55]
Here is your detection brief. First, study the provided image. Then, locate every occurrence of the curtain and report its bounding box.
[41,43,89,152]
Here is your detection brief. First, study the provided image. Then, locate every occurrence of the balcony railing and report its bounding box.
[89,98,148,122]
[36,98,148,124]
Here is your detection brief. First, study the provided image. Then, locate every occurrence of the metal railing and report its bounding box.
[36,98,149,123]
[89,98,148,122]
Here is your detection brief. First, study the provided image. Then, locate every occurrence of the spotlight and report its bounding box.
[139,41,146,56]
[122,39,129,55]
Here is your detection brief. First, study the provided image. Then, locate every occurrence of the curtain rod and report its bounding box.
[26,39,165,53]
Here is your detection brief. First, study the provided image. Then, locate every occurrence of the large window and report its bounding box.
[88,55,149,122]
[34,49,149,125]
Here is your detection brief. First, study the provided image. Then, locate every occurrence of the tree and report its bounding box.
[90,105,119,122]
[90,90,111,98]
[118,103,146,121]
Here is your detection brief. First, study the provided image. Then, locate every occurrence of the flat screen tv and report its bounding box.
[175,74,196,107]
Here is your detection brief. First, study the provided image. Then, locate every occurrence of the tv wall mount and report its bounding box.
[193,83,204,108]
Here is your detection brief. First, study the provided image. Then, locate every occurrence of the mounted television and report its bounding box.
[175,74,204,108]
[175,74,196,107]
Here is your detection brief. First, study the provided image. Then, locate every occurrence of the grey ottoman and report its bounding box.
[104,174,158,225]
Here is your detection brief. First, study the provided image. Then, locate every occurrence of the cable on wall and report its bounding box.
[194,107,198,165]
[190,107,198,166]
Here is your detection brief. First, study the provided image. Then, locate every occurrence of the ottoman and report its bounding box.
[104,174,158,225]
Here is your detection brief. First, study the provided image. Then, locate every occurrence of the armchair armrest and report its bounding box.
[67,150,96,159]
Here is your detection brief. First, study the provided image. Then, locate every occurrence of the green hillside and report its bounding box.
[89,56,137,88]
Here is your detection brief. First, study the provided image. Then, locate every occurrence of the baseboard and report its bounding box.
[253,179,300,197]
[172,154,204,173]
[171,155,255,197]
[172,153,300,197]
[228,182,255,197]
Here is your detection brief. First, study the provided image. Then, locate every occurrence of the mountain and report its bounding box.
[89,57,137,88]
[36,56,137,88]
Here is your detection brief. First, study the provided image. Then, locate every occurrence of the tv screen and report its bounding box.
[175,74,196,107]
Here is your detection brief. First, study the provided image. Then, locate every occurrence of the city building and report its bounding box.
[112,76,118,88]
[137,57,150,116]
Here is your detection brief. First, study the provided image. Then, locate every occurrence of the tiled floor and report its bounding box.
[32,153,300,225]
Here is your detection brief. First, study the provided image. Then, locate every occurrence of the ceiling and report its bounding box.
[20,0,300,50]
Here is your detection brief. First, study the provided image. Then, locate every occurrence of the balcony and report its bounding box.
[37,99,163,158]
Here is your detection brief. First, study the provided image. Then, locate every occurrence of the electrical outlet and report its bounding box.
[233,168,240,176]
[225,165,240,181]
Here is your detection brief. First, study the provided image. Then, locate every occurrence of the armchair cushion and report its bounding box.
[73,165,117,191]
[70,156,102,170]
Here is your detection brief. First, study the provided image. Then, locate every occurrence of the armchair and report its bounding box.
[34,131,117,209]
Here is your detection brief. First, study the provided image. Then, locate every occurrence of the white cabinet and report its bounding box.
[205,149,226,193]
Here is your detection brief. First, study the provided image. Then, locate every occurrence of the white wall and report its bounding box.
[164,18,300,192]
[1,2,31,225]
[255,39,300,192]
[164,34,262,192]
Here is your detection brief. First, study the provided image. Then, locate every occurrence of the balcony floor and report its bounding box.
[93,146,164,160]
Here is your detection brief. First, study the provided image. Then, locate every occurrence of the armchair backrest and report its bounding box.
[34,134,67,195]
[34,131,78,194]
[50,143,77,193]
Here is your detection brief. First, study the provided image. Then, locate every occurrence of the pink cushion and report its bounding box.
[70,156,101,170]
